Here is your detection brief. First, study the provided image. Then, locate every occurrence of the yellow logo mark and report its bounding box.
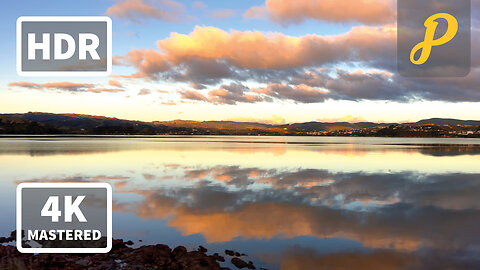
[410,13,458,65]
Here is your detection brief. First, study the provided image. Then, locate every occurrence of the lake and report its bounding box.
[1,136,480,269]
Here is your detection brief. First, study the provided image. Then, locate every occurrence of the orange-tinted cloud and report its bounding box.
[108,79,123,88]
[87,88,125,93]
[112,167,480,252]
[114,181,129,189]
[317,115,367,123]
[116,48,170,77]
[253,83,329,103]
[9,81,125,94]
[105,0,185,23]
[112,25,408,103]
[161,26,394,69]
[8,81,94,92]
[169,201,480,251]
[15,175,129,184]
[227,115,286,125]
[124,200,422,251]
[245,0,396,25]
[113,25,480,103]
[243,6,268,20]
[116,25,395,75]
[113,25,397,103]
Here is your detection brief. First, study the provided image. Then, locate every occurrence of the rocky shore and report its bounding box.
[0,231,260,270]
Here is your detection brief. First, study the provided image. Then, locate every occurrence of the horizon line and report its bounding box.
[2,111,480,125]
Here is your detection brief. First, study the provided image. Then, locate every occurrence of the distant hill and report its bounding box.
[0,115,61,134]
[283,121,391,132]
[413,118,480,126]
[4,112,138,129]
[153,120,273,130]
[1,112,479,137]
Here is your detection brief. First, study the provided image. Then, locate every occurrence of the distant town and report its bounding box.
[1,112,480,138]
[304,124,480,137]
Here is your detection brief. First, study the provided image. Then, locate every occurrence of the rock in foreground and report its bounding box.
[0,233,230,270]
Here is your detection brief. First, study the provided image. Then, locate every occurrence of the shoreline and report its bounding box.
[1,134,480,139]
[1,231,259,270]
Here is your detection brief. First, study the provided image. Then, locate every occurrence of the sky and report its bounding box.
[1,0,480,124]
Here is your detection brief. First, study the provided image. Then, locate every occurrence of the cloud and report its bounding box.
[116,25,395,74]
[114,23,480,103]
[120,188,480,251]
[179,83,266,105]
[210,9,236,19]
[245,0,396,25]
[317,115,367,123]
[105,0,185,23]
[276,248,477,270]
[125,31,139,38]
[279,249,413,270]
[16,175,129,184]
[181,80,329,104]
[9,81,124,94]
[178,81,329,105]
[115,48,170,77]
[227,115,286,125]
[160,165,480,212]
[28,166,480,258]
[158,25,395,69]
[20,167,480,269]
[207,83,264,104]
[138,89,152,95]
[290,68,407,101]
[253,83,329,103]
[179,89,207,101]
[243,6,268,20]
[8,81,44,89]
[289,67,480,102]
[159,101,177,106]
[108,80,123,88]
[113,25,402,103]
[8,81,95,92]
[86,88,125,93]
[192,1,206,9]
[165,58,239,88]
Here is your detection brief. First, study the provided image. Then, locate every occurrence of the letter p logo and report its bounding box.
[410,13,458,65]
[397,0,470,77]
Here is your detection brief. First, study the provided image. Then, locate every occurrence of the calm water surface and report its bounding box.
[1,136,480,269]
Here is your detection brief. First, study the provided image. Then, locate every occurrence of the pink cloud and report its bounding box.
[9,81,124,94]
[87,88,125,93]
[108,79,124,88]
[116,25,395,76]
[245,0,396,25]
[8,81,94,92]
[106,0,184,23]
